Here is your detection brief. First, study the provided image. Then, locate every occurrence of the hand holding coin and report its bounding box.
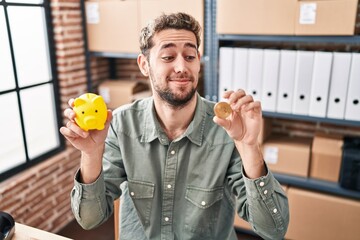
[214,102,232,119]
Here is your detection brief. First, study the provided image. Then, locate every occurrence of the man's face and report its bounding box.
[145,29,201,108]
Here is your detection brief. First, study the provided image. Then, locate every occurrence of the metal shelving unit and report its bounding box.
[217,34,360,44]
[274,173,360,200]
[263,111,360,128]
[209,0,360,200]
[91,52,138,59]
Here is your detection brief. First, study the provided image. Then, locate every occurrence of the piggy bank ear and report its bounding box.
[74,98,87,107]
[92,95,104,105]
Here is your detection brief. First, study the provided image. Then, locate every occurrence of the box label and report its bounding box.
[299,3,317,24]
[99,88,111,103]
[264,146,279,164]
[86,3,100,24]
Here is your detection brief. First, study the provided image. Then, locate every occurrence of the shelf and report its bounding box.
[90,51,210,63]
[217,34,360,44]
[274,173,360,200]
[90,51,139,59]
[263,111,360,127]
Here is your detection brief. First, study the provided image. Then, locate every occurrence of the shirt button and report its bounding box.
[264,190,268,195]
[164,217,169,222]
[273,208,278,214]
[130,192,135,196]
[259,181,265,187]
[167,184,172,189]
[201,201,206,206]
[171,150,175,155]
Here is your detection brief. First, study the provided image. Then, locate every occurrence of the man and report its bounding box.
[60,12,289,240]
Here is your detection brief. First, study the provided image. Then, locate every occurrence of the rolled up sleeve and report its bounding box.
[70,169,108,230]
[242,168,289,240]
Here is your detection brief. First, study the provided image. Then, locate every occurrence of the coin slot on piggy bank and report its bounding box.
[73,93,108,131]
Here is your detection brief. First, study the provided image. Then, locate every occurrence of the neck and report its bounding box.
[154,93,197,140]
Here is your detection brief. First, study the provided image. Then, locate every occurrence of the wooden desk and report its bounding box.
[12,223,72,240]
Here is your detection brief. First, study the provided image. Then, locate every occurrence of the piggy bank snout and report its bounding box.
[84,115,103,129]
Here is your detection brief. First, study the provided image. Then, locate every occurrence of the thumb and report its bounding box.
[103,110,113,130]
[213,116,230,130]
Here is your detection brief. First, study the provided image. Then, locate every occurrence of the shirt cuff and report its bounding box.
[73,168,106,199]
[242,164,276,200]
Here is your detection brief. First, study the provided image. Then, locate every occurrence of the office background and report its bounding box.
[0,0,360,239]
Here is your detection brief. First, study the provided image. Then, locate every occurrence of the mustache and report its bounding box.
[167,74,193,81]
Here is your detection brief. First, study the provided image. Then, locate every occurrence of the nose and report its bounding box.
[173,57,187,74]
[84,116,98,128]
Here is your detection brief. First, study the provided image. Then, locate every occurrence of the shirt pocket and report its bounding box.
[128,179,155,227]
[184,186,224,239]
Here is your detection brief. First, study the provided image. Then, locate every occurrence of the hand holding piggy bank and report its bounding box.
[73,93,108,131]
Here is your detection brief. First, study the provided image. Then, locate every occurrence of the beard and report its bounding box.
[149,67,197,109]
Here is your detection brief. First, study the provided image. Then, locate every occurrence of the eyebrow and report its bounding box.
[160,42,197,51]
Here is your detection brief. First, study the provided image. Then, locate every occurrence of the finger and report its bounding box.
[213,116,231,130]
[68,98,75,107]
[228,89,246,105]
[64,108,76,121]
[106,110,113,123]
[59,126,79,139]
[222,90,235,100]
[103,110,113,130]
[232,95,254,112]
[243,101,262,113]
[66,121,89,138]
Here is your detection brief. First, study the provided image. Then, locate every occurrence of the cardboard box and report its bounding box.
[286,187,360,240]
[139,0,204,54]
[216,0,297,35]
[85,0,140,53]
[310,133,343,182]
[86,0,204,54]
[295,0,359,35]
[262,135,312,177]
[98,79,151,109]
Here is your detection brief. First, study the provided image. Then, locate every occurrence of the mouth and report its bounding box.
[169,78,192,85]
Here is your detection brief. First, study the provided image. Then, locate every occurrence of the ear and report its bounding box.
[74,98,86,107]
[137,54,149,77]
[197,51,201,73]
[92,95,104,105]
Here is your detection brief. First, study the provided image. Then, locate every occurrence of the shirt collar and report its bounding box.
[140,93,207,146]
[140,98,158,143]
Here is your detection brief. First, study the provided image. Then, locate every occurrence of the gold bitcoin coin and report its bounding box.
[214,102,232,119]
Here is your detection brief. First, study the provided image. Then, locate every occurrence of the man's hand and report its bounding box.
[60,98,113,154]
[59,98,113,183]
[213,89,262,145]
[213,89,266,179]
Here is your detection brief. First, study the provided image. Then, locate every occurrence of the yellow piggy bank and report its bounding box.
[73,93,108,131]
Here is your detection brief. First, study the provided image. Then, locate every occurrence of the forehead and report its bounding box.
[151,29,197,49]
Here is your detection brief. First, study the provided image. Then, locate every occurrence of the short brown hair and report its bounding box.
[139,12,202,56]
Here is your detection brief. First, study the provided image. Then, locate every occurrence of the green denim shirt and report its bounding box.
[70,93,289,240]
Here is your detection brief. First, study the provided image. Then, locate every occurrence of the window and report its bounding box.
[0,0,63,180]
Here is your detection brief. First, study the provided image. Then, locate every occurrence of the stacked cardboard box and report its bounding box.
[217,0,359,36]
[310,133,343,182]
[286,187,360,240]
[262,135,312,177]
[98,79,151,109]
[85,0,204,54]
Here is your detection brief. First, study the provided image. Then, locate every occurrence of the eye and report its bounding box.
[162,56,174,61]
[95,110,98,113]
[185,55,196,61]
[82,111,85,114]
